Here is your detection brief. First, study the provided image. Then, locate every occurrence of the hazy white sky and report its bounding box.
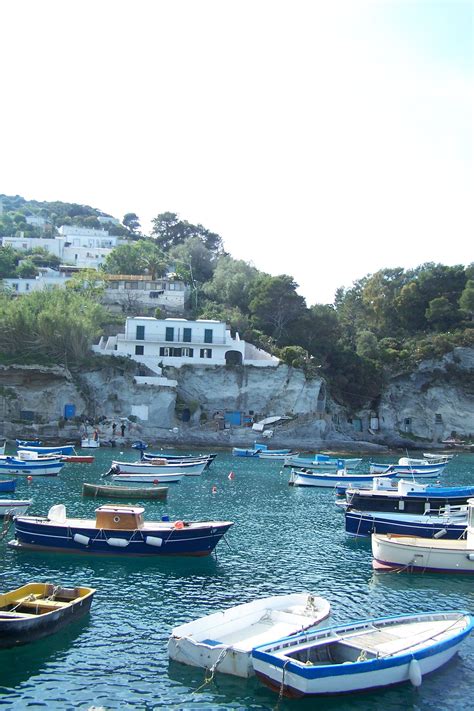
[1,0,472,305]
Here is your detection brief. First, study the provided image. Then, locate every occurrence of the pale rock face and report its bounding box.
[377,347,474,442]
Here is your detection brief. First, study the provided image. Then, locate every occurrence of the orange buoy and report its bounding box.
[174,520,184,529]
[212,485,217,494]
[153,479,159,485]
[27,475,33,483]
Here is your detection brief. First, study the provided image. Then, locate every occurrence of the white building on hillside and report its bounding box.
[103,275,188,314]
[93,317,280,370]
[3,225,118,269]
[2,268,71,294]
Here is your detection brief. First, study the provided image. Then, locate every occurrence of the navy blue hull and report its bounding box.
[12,519,233,556]
[345,511,467,539]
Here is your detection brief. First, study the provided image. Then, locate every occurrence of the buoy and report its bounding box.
[408,658,422,687]
[153,479,159,485]
[174,520,184,529]
[212,485,217,494]
[228,471,235,480]
[27,475,33,483]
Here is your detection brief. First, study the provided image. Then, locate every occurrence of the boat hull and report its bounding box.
[0,479,16,493]
[18,445,75,455]
[290,469,396,489]
[369,463,445,478]
[111,472,183,484]
[11,517,233,557]
[0,460,64,476]
[82,483,168,500]
[372,534,474,573]
[0,500,31,517]
[0,583,95,648]
[345,510,467,538]
[345,488,474,515]
[252,612,473,697]
[111,460,206,475]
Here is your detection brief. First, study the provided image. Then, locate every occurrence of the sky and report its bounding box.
[1,0,472,305]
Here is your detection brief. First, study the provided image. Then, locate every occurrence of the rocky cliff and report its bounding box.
[0,348,472,452]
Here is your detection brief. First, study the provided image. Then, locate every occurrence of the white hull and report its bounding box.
[81,439,100,449]
[168,593,331,678]
[372,534,474,573]
[111,472,183,484]
[286,456,362,470]
[289,469,396,489]
[0,500,31,517]
[252,612,473,696]
[112,460,206,475]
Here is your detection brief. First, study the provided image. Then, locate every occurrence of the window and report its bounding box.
[165,327,174,342]
[25,283,30,291]
[182,347,194,357]
[200,348,212,358]
[183,328,192,342]
[435,413,443,424]
[135,345,144,355]
[136,325,145,340]
[160,347,170,357]
[204,329,213,344]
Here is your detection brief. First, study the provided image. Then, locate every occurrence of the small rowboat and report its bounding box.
[252,611,474,697]
[82,482,168,500]
[0,582,96,648]
[0,500,31,518]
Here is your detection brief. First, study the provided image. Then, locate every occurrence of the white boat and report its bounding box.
[0,500,31,517]
[369,458,446,478]
[110,471,184,484]
[251,611,473,697]
[289,467,397,489]
[258,451,299,461]
[168,592,331,678]
[0,457,64,477]
[81,438,101,449]
[423,452,455,461]
[285,455,362,470]
[372,497,474,573]
[110,459,207,476]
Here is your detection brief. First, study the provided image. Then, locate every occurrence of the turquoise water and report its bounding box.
[0,449,473,710]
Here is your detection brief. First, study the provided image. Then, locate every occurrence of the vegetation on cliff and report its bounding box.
[1,195,473,410]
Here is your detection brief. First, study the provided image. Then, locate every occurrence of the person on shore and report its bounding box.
[112,422,117,436]
[120,422,126,437]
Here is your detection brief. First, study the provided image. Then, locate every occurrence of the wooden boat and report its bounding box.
[82,482,168,500]
[0,500,31,517]
[142,452,215,468]
[285,454,362,470]
[343,478,474,516]
[372,497,474,573]
[251,611,474,697]
[62,455,95,463]
[0,456,64,477]
[17,444,76,455]
[110,459,207,476]
[369,459,447,478]
[107,467,183,484]
[232,444,292,458]
[168,592,331,678]
[345,508,467,538]
[10,504,233,557]
[0,479,16,493]
[0,582,96,648]
[289,467,397,489]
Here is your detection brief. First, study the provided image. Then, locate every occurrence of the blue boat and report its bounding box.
[252,611,474,697]
[232,443,292,458]
[0,457,64,477]
[17,444,75,456]
[345,508,467,538]
[16,439,42,447]
[0,479,16,493]
[285,454,363,470]
[9,504,234,557]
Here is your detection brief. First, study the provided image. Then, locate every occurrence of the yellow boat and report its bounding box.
[0,582,96,647]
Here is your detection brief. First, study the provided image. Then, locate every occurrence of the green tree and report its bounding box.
[356,330,379,360]
[16,260,39,278]
[425,296,460,332]
[249,274,307,344]
[202,256,260,313]
[0,246,20,278]
[459,279,474,320]
[151,212,223,254]
[123,213,141,234]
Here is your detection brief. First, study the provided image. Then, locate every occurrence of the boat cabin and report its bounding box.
[95,505,145,530]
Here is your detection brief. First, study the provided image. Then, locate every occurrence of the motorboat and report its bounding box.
[284,454,362,470]
[0,500,31,517]
[82,482,168,500]
[289,467,397,489]
[345,507,467,539]
[109,459,207,476]
[9,504,233,557]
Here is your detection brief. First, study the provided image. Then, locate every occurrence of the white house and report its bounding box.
[103,274,188,314]
[2,268,71,294]
[93,317,279,370]
[3,225,118,269]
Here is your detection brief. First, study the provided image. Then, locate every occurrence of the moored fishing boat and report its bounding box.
[343,478,474,515]
[9,504,233,556]
[0,499,31,517]
[372,497,474,573]
[251,611,474,697]
[0,457,64,477]
[0,479,16,493]
[105,465,183,484]
[82,482,168,500]
[232,443,292,458]
[345,507,467,538]
[369,458,447,478]
[0,582,96,648]
[62,455,95,463]
[284,454,363,470]
[168,592,331,678]
[17,444,76,456]
[289,467,397,489]
[109,459,207,476]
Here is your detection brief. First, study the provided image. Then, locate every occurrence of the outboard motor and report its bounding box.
[102,463,120,478]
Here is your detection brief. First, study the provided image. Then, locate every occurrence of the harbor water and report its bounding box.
[0,449,473,710]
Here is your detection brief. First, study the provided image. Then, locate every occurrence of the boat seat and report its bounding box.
[18,599,70,609]
[0,611,35,618]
